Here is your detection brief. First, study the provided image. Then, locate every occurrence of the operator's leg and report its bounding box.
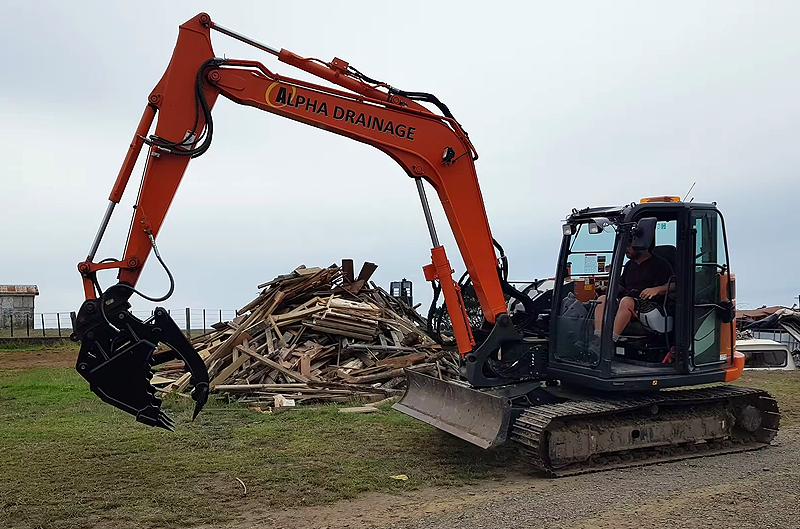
[594,295,606,336]
[612,296,636,340]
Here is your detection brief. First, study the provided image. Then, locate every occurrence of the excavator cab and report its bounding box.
[547,196,739,391]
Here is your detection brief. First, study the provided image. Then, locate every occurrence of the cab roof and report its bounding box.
[566,198,719,223]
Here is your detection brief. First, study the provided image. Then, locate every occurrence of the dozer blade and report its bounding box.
[393,369,512,449]
[73,299,210,429]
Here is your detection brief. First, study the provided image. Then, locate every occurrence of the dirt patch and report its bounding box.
[0,348,78,369]
[194,475,541,529]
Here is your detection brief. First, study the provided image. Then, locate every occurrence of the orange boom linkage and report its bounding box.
[72,13,537,428]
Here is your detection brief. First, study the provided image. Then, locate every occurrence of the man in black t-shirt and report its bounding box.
[593,244,675,341]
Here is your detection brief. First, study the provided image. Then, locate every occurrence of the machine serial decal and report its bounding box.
[266,82,416,141]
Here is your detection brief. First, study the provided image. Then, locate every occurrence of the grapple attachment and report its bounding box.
[392,369,513,449]
[72,295,210,430]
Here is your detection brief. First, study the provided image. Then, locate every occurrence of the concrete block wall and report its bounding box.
[0,295,36,329]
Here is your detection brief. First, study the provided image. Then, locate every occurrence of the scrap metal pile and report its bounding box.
[155,259,461,408]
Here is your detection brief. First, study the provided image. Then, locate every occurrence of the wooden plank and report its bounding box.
[353,351,376,368]
[263,290,287,317]
[150,374,176,386]
[344,344,420,354]
[271,305,325,324]
[265,328,275,358]
[320,310,379,327]
[328,298,379,312]
[204,302,270,364]
[238,345,310,383]
[169,372,192,393]
[382,376,406,389]
[311,317,377,335]
[342,259,355,283]
[302,323,375,341]
[305,380,392,395]
[390,329,405,346]
[339,406,378,414]
[289,326,306,347]
[209,332,251,361]
[210,353,249,389]
[370,395,401,407]
[356,261,378,283]
[294,266,324,276]
[300,355,311,378]
[269,316,288,347]
[215,383,308,391]
[340,363,435,384]
[310,345,336,362]
[238,291,270,315]
[345,279,365,293]
[375,352,427,369]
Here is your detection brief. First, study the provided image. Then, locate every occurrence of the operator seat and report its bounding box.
[651,244,677,269]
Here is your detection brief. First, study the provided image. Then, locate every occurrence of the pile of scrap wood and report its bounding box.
[154,259,461,408]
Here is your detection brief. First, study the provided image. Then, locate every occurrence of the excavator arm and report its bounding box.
[73,13,538,428]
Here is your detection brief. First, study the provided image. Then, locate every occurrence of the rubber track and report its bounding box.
[510,384,780,477]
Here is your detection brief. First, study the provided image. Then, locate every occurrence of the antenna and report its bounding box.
[683,181,696,202]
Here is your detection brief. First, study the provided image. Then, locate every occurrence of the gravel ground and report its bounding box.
[236,428,800,529]
[387,428,800,529]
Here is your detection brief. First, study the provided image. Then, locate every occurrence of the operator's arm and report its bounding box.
[640,259,676,299]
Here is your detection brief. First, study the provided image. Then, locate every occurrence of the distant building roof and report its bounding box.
[737,306,791,320]
[0,285,39,296]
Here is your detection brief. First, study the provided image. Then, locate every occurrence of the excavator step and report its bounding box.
[510,385,780,477]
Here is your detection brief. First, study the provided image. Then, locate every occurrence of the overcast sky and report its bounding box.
[1,0,798,318]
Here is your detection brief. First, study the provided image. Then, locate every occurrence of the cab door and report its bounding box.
[689,208,732,368]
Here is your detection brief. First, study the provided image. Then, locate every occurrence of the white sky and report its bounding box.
[1,0,798,316]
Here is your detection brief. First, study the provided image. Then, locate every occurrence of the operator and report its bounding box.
[593,243,674,342]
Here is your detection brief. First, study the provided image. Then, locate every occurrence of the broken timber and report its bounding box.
[156,259,461,408]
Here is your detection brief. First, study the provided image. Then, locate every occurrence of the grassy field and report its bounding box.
[0,364,518,529]
[1,351,798,529]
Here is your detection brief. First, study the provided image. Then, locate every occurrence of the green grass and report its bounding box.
[0,327,209,339]
[0,328,72,339]
[0,367,519,529]
[3,364,799,529]
[734,370,800,427]
[0,340,78,352]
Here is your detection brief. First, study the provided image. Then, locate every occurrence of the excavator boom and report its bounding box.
[72,13,520,428]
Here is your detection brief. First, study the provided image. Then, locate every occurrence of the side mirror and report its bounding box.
[631,217,657,250]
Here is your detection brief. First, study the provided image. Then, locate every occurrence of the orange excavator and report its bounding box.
[73,13,780,475]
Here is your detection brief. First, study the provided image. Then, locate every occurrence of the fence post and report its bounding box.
[203,309,206,334]
[57,313,62,337]
[219,309,222,323]
[41,313,46,337]
[26,313,30,337]
[10,314,13,337]
[185,307,191,336]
